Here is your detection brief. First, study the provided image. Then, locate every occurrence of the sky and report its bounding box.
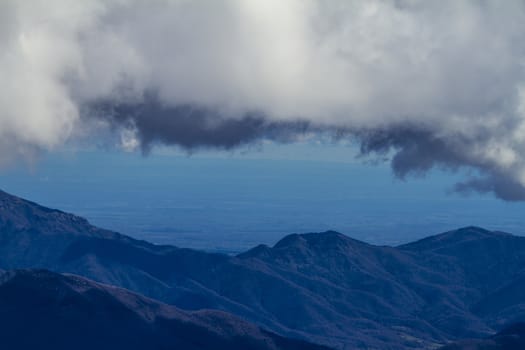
[2,1,525,251]
[2,142,525,252]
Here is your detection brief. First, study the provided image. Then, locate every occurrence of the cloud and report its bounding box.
[92,94,311,151]
[454,175,525,202]
[2,0,525,199]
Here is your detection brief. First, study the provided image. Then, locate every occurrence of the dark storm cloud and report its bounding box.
[356,123,525,200]
[95,97,311,151]
[454,176,525,202]
[357,126,466,177]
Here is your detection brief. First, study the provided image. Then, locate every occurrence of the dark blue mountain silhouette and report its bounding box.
[0,269,328,350]
[2,189,525,349]
[440,322,525,349]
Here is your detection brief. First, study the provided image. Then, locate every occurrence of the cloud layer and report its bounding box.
[2,0,525,200]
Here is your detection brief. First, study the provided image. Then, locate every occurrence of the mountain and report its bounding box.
[0,269,327,350]
[439,323,525,350]
[2,189,525,348]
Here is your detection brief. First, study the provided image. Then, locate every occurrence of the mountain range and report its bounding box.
[1,189,525,349]
[0,268,326,350]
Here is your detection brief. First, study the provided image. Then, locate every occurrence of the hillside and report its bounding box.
[440,323,525,350]
[0,269,327,350]
[2,190,525,348]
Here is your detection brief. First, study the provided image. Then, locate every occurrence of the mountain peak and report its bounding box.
[400,226,513,252]
[239,231,357,260]
[272,230,368,253]
[0,189,60,212]
[0,189,115,239]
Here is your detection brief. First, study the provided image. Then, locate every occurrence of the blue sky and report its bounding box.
[2,142,525,252]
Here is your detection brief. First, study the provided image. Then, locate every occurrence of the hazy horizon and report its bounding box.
[2,143,525,253]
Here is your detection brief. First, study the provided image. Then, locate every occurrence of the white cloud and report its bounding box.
[2,0,525,199]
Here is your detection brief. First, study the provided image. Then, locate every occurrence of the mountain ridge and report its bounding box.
[1,189,525,349]
[0,268,328,350]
